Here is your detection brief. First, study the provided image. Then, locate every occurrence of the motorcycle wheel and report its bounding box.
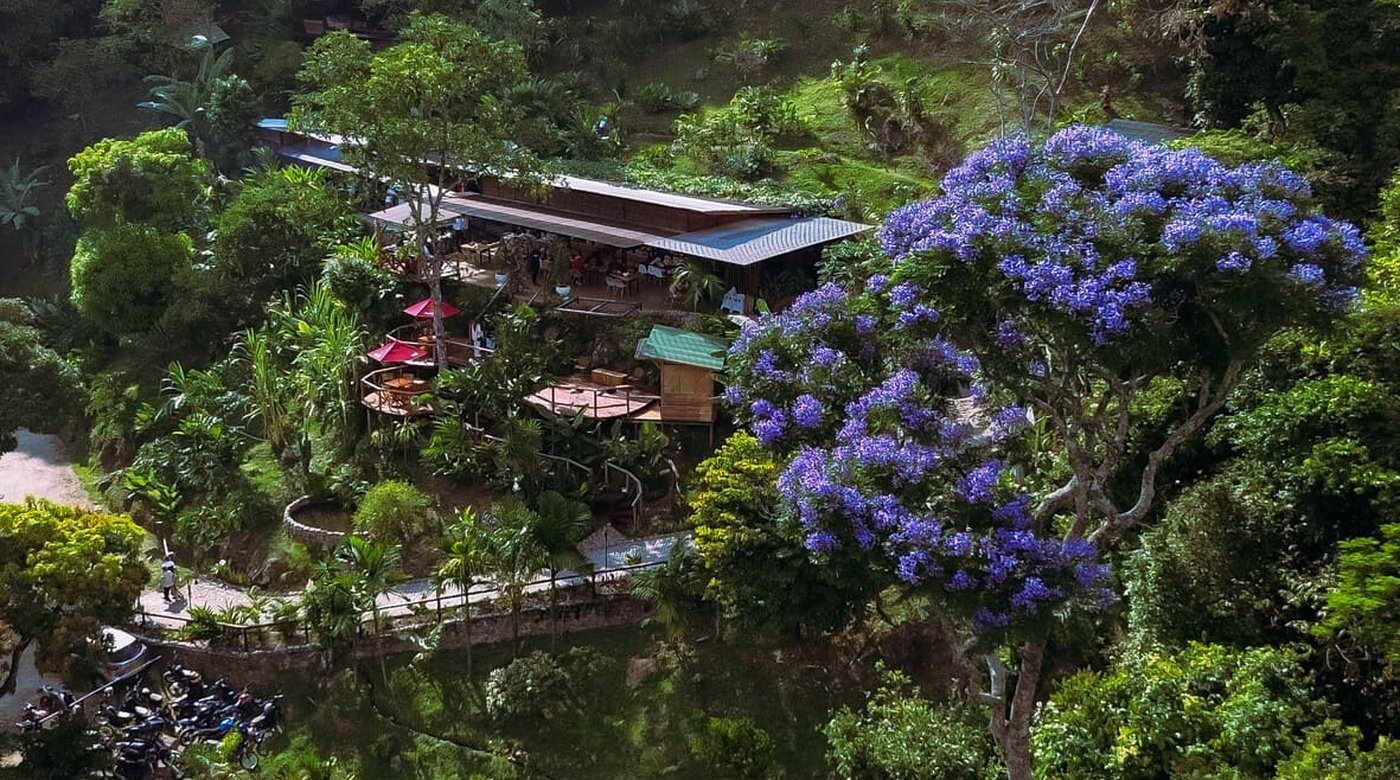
[239,748,259,770]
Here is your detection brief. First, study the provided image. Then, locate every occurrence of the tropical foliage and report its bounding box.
[0,500,145,700]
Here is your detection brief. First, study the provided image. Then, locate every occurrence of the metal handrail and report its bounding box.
[385,324,493,365]
[602,461,644,526]
[131,556,676,652]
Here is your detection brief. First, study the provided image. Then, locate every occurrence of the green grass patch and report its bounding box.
[241,441,296,506]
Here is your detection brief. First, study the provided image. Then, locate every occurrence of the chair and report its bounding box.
[606,275,628,297]
[721,287,746,314]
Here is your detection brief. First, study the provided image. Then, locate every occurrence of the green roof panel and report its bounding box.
[635,325,729,370]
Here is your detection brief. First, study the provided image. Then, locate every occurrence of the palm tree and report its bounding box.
[301,562,361,661]
[530,490,594,649]
[629,538,704,642]
[0,159,48,264]
[336,535,401,633]
[670,259,726,310]
[483,501,547,655]
[434,507,490,676]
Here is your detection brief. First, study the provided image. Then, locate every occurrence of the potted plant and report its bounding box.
[488,244,509,288]
[547,236,573,298]
[499,233,532,288]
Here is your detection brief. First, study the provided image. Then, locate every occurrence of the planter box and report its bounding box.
[591,368,628,387]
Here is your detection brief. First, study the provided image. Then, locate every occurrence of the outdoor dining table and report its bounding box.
[383,376,430,392]
[608,271,639,295]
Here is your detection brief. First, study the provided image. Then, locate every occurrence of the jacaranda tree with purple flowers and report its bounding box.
[726,126,1367,780]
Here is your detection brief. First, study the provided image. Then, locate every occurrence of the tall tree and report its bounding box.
[335,535,401,634]
[529,490,592,648]
[0,300,80,454]
[434,506,491,676]
[0,499,146,700]
[292,11,538,369]
[482,500,546,654]
[727,127,1367,778]
[66,128,210,339]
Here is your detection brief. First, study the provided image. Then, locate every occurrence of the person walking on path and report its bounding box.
[161,555,176,603]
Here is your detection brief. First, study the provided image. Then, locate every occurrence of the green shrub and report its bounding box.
[485,651,573,721]
[686,715,773,780]
[825,666,1001,780]
[352,480,435,544]
[635,82,678,114]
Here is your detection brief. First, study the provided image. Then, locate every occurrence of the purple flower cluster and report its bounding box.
[880,125,1367,346]
[730,285,1113,635]
[724,127,1368,640]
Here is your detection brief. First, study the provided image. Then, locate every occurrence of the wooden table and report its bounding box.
[608,271,639,295]
[459,241,498,267]
[383,376,429,392]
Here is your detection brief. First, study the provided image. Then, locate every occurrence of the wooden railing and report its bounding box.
[386,324,491,367]
[360,366,434,415]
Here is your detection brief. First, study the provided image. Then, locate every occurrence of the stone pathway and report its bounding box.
[135,525,689,629]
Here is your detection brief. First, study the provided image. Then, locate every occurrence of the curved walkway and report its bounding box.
[136,526,689,629]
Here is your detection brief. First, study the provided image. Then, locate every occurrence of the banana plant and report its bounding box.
[0,159,48,263]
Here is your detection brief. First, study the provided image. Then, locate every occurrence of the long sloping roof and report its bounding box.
[364,201,454,231]
[439,195,661,248]
[1105,119,1187,146]
[550,175,783,216]
[635,325,728,370]
[644,217,871,266]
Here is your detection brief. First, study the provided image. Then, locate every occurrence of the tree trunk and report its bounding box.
[549,568,558,652]
[1001,719,1036,780]
[430,267,449,370]
[1,637,33,699]
[511,600,521,657]
[987,636,1047,780]
[463,592,473,678]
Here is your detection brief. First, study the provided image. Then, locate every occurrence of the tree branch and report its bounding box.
[1089,360,1242,544]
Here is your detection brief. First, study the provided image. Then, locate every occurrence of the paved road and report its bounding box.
[136,526,689,628]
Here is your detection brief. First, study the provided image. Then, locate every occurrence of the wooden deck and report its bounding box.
[362,390,435,417]
[526,378,658,420]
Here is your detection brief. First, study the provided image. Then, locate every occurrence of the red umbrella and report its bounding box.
[368,341,428,363]
[403,297,460,319]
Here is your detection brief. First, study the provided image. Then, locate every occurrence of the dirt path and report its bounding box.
[0,429,94,508]
[0,430,93,730]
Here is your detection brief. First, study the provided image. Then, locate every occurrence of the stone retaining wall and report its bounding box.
[137,593,650,685]
[283,495,346,547]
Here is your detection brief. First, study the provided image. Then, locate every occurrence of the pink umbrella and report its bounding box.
[403,297,460,319]
[368,341,428,363]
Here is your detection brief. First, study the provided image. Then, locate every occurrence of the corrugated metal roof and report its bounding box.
[1106,119,1188,146]
[276,148,355,173]
[364,201,454,230]
[440,195,662,248]
[551,175,780,215]
[635,325,728,370]
[644,217,871,266]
